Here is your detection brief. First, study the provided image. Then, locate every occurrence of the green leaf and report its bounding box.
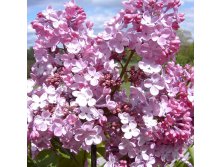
[50,138,71,159]
[27,156,38,167]
[57,156,79,167]
[57,149,87,167]
[72,149,86,167]
[124,72,129,82]
[122,82,130,97]
[32,148,87,167]
[35,149,58,167]
[188,145,194,165]
[97,147,105,157]
[174,160,188,167]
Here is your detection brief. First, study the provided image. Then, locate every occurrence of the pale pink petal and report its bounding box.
[40,93,47,101]
[146,164,152,167]
[34,117,42,125]
[83,88,93,98]
[144,80,152,88]
[121,118,129,125]
[85,136,93,145]
[38,123,47,131]
[93,136,102,145]
[115,45,124,53]
[72,67,80,73]
[84,73,92,81]
[75,134,84,142]
[148,157,156,164]
[54,119,62,127]
[88,67,96,76]
[48,95,56,103]
[94,126,102,134]
[129,121,137,129]
[94,72,101,79]
[76,96,87,107]
[66,42,81,54]
[142,153,149,161]
[116,33,123,40]
[161,33,170,38]
[46,86,55,94]
[118,143,125,150]
[31,103,39,110]
[151,73,161,82]
[138,61,146,70]
[151,33,159,41]
[76,61,83,69]
[39,101,47,108]
[150,86,159,96]
[69,47,80,54]
[155,83,164,90]
[132,128,140,137]
[157,36,167,46]
[42,111,51,118]
[152,64,162,73]
[124,132,132,139]
[79,112,86,120]
[86,114,93,121]
[161,28,171,38]
[88,98,96,107]
[90,78,98,86]
[188,95,194,102]
[121,124,130,133]
[54,127,63,136]
[122,38,129,46]
[72,90,81,97]
[91,108,99,118]
[32,95,40,103]
[107,101,117,110]
[52,20,60,28]
[142,11,151,24]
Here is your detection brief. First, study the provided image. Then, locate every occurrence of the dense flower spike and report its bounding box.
[27,0,193,166]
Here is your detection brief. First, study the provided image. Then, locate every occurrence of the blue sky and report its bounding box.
[27,0,194,47]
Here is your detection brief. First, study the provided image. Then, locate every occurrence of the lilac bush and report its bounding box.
[27,0,194,166]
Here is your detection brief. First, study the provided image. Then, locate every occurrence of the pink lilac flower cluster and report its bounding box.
[27,0,193,166]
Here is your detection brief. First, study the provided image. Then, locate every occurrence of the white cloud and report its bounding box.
[181,0,194,3]
[87,10,116,33]
[28,0,124,9]
[27,24,36,48]
[27,24,35,34]
[181,7,194,20]
[180,7,194,37]
[27,36,36,48]
[88,0,123,7]
[28,0,67,7]
[184,0,193,2]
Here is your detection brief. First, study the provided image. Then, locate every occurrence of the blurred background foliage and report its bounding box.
[27,47,35,78]
[176,29,194,66]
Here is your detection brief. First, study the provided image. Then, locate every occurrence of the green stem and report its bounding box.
[110,50,135,97]
[119,50,135,79]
